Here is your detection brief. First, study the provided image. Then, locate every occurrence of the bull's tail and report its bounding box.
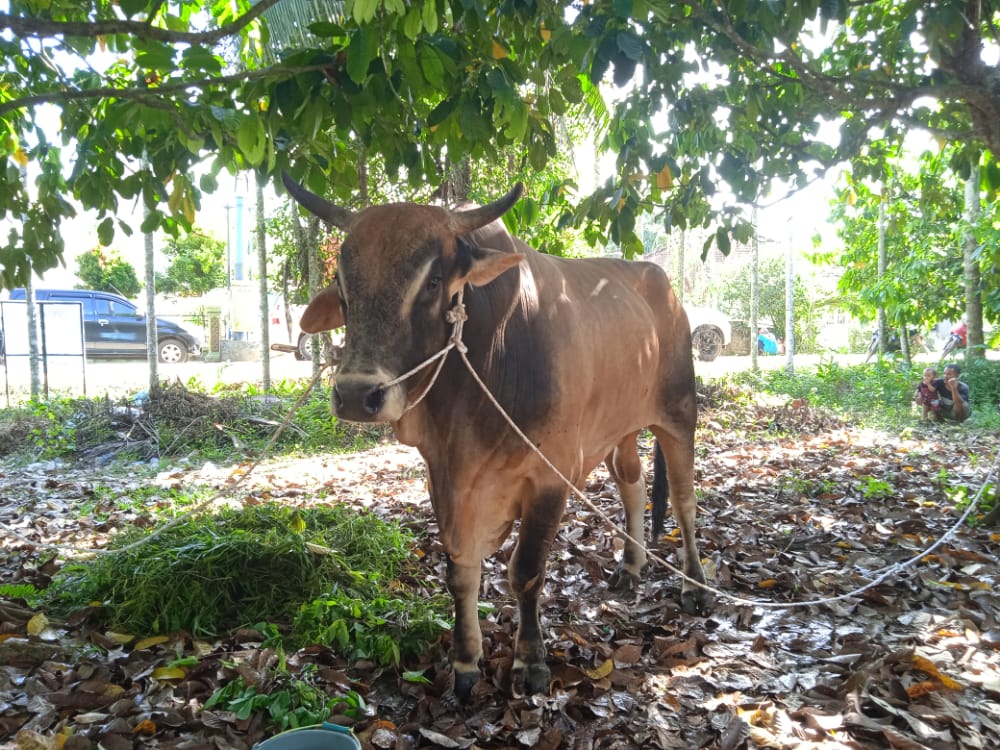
[651,440,669,538]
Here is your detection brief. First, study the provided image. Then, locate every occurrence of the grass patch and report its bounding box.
[0,379,388,464]
[726,357,1000,428]
[42,503,449,664]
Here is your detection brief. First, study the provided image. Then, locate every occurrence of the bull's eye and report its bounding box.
[426,275,442,294]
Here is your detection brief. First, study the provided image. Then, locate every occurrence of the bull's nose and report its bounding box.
[332,380,385,419]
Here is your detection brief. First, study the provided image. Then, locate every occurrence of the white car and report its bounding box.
[684,305,731,362]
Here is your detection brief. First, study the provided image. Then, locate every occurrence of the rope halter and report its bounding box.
[378,290,468,413]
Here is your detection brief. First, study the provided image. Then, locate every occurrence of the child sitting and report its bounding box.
[914,367,940,420]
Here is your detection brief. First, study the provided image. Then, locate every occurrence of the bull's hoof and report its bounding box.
[511,660,550,697]
[453,669,479,703]
[681,586,713,615]
[608,564,641,592]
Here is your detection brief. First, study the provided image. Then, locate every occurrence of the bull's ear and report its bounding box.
[300,285,345,333]
[461,247,524,288]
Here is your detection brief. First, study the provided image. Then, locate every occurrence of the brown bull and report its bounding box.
[282,172,709,699]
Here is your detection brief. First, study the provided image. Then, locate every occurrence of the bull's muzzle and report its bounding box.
[330,372,406,423]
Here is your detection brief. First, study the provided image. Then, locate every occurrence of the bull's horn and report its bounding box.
[281,170,354,229]
[451,183,524,235]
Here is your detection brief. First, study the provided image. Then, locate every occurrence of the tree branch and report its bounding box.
[686,2,995,151]
[0,0,283,46]
[0,63,334,119]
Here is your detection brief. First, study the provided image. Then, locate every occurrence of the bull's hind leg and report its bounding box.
[650,423,711,614]
[605,432,648,590]
[508,488,566,696]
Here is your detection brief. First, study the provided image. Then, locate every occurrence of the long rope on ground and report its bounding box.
[434,295,999,610]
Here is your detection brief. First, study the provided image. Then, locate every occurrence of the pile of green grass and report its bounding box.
[43,503,449,664]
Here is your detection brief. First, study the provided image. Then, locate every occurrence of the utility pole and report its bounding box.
[255,172,270,390]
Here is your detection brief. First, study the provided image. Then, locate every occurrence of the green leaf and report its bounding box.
[395,41,425,90]
[308,22,343,37]
[616,31,643,62]
[236,118,266,166]
[180,46,222,74]
[502,101,528,140]
[402,670,432,685]
[177,129,204,155]
[119,0,147,18]
[352,0,378,24]
[715,226,731,255]
[199,173,219,193]
[458,99,489,143]
[135,42,176,70]
[403,6,422,41]
[346,26,377,84]
[427,97,458,128]
[983,159,1000,192]
[419,45,446,89]
[209,107,243,130]
[96,217,114,247]
[613,0,633,19]
[422,0,438,34]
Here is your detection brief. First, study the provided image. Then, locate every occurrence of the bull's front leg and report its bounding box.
[446,556,484,701]
[509,490,566,697]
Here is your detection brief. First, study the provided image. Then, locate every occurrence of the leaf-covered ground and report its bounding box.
[2,391,999,749]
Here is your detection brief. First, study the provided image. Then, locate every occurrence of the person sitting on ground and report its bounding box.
[757,328,779,355]
[914,366,940,420]
[932,363,971,423]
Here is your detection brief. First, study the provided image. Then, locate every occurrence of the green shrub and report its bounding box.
[961,358,1000,413]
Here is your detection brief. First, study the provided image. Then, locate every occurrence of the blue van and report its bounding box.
[7,288,202,363]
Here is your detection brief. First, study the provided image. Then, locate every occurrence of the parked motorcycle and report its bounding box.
[864,328,925,363]
[939,321,968,360]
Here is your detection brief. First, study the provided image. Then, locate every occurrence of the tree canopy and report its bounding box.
[75,247,141,297]
[155,231,227,297]
[1,0,999,289]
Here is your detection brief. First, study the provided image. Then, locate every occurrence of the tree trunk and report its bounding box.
[256,171,271,391]
[143,153,158,392]
[784,219,794,374]
[24,268,40,399]
[294,212,323,378]
[750,205,759,370]
[876,187,888,359]
[20,164,41,399]
[437,156,472,204]
[963,164,984,360]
